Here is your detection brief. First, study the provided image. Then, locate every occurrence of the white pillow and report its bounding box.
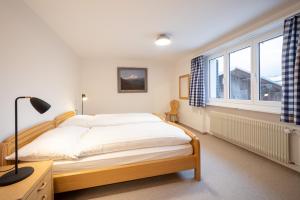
[89,113,162,127]
[6,126,89,161]
[58,115,94,128]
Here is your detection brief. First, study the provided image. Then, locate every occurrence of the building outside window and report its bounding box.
[209,56,224,98]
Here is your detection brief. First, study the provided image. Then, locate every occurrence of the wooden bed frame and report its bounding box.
[0,111,201,193]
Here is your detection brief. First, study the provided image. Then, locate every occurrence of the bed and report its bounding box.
[0,111,201,193]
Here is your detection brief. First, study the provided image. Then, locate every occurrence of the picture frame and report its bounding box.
[117,67,148,93]
[179,74,190,100]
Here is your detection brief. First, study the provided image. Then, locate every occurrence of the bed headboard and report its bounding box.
[54,111,76,127]
[0,121,55,166]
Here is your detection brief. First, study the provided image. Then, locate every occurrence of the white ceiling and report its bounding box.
[24,0,297,60]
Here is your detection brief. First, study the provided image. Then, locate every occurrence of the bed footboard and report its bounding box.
[54,154,198,193]
[167,121,201,181]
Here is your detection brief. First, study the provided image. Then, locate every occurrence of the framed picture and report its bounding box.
[179,74,190,100]
[117,67,148,93]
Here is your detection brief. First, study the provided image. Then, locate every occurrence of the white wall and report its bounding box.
[0,0,80,141]
[80,59,172,115]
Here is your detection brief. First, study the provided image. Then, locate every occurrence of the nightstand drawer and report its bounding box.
[27,170,52,200]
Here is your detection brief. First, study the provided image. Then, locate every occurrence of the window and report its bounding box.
[209,56,224,98]
[259,36,283,101]
[207,28,283,113]
[229,47,251,100]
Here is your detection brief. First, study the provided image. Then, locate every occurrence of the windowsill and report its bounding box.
[207,99,280,114]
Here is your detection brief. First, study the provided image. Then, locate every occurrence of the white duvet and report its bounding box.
[59,113,162,128]
[79,122,191,157]
[6,121,191,162]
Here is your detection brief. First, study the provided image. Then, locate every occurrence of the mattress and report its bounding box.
[53,144,193,174]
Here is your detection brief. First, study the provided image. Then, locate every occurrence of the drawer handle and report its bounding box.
[41,194,47,200]
[37,182,47,192]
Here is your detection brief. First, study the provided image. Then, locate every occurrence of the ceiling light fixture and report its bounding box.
[155,34,171,46]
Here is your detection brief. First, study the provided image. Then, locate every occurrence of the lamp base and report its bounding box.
[0,167,34,186]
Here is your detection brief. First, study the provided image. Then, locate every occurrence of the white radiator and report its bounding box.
[210,111,291,164]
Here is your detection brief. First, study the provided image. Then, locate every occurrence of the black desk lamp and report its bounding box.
[81,94,87,115]
[0,97,51,186]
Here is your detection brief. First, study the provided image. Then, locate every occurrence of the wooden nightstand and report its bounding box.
[0,161,53,200]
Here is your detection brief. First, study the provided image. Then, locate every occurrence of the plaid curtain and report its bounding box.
[281,14,300,124]
[189,55,206,107]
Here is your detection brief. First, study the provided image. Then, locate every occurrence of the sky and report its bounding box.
[259,36,283,85]
[120,69,145,80]
[230,47,251,73]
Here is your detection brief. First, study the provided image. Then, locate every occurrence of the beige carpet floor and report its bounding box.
[55,132,300,200]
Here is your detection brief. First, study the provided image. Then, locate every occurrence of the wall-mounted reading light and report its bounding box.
[82,94,87,114]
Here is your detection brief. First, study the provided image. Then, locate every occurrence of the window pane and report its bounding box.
[259,36,283,101]
[229,47,251,100]
[209,56,224,98]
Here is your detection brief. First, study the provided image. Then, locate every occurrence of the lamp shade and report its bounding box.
[155,34,171,46]
[30,97,51,114]
[82,94,87,101]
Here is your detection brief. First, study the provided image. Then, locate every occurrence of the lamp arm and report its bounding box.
[14,96,30,174]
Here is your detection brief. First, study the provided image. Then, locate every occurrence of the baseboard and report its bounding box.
[177,123,208,135]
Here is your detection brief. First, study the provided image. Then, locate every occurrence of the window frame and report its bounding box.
[207,27,283,114]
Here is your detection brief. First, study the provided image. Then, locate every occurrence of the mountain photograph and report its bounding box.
[118,68,147,92]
